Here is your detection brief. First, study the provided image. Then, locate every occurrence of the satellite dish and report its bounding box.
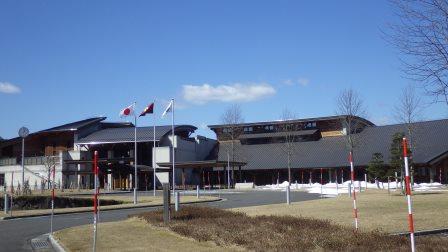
[18,127,29,138]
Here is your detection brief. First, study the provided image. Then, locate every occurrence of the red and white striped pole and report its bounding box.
[93,151,99,252]
[403,138,416,252]
[349,151,359,231]
[50,164,56,234]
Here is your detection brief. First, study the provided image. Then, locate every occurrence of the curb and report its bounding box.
[0,198,222,220]
[48,234,66,252]
[392,228,448,237]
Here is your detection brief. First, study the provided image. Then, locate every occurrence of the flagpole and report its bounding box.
[153,99,157,197]
[171,99,175,196]
[134,103,138,205]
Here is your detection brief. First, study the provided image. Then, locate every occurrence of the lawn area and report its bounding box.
[54,217,233,252]
[233,189,448,233]
[54,205,448,251]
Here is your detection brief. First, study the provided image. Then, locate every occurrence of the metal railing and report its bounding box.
[0,156,59,166]
[0,158,17,166]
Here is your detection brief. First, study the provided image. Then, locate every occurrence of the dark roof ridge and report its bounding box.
[365,118,448,130]
[40,117,106,132]
[208,115,374,128]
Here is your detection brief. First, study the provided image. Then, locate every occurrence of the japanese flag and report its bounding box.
[120,104,135,118]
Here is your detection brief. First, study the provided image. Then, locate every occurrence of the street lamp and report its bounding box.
[18,127,29,191]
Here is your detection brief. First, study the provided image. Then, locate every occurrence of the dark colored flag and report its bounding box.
[139,103,154,117]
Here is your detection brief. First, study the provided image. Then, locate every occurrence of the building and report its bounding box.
[2,115,447,191]
[209,116,448,185]
[0,117,216,191]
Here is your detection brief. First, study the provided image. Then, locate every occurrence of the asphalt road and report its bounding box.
[0,190,320,251]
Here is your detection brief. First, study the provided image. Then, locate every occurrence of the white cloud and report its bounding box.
[373,116,390,126]
[282,77,310,87]
[182,83,276,104]
[283,79,294,86]
[0,82,21,94]
[297,78,309,86]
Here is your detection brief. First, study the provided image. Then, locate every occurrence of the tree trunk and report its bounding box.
[287,152,292,183]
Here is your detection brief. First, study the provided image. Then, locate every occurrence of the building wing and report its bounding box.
[216,119,448,169]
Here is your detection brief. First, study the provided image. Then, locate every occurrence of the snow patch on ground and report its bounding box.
[256,181,447,196]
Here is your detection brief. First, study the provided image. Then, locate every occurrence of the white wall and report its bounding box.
[0,163,63,191]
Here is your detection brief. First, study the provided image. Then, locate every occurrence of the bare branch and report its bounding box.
[387,0,448,105]
[336,88,367,151]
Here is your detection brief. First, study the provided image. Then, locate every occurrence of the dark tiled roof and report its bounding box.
[40,117,106,133]
[208,115,374,128]
[217,119,448,170]
[76,125,197,144]
[0,117,108,146]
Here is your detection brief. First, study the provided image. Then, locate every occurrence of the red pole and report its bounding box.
[349,151,359,231]
[403,138,416,252]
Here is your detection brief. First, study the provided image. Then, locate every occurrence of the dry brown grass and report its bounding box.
[136,206,448,251]
[54,217,231,252]
[234,190,448,233]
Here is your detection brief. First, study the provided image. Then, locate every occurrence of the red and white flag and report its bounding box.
[119,104,135,118]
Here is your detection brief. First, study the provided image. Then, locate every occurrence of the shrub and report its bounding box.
[135,206,448,251]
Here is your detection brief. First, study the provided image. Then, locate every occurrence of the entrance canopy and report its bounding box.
[157,160,246,170]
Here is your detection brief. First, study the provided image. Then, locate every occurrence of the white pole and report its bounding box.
[349,151,359,231]
[403,138,416,252]
[227,151,230,189]
[50,165,55,234]
[153,100,157,197]
[93,151,98,252]
[21,138,25,190]
[171,99,176,198]
[133,107,138,205]
[336,169,339,195]
[364,173,367,191]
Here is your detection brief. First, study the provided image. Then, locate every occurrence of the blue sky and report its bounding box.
[1,0,447,139]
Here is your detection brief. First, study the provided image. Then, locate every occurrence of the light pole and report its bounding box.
[227,151,230,189]
[18,127,29,191]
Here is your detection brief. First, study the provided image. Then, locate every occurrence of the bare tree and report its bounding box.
[336,88,367,231]
[394,84,424,185]
[336,88,367,152]
[43,156,56,190]
[220,104,244,185]
[278,108,298,184]
[394,84,423,150]
[387,0,448,105]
